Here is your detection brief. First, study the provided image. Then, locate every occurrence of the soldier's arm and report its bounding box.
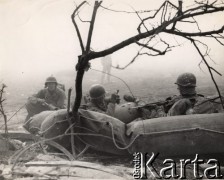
[167,98,192,116]
[106,103,116,116]
[106,93,119,116]
[28,89,45,103]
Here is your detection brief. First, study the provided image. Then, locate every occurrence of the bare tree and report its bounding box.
[71,0,224,117]
[0,84,8,135]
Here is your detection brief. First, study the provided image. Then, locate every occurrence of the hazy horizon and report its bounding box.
[1,0,224,105]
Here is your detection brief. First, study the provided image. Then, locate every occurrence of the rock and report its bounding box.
[0,138,15,152]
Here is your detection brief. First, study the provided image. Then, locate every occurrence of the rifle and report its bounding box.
[131,100,170,109]
[130,96,178,113]
[132,95,224,111]
[194,95,224,107]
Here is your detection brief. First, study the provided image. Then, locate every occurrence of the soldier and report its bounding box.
[84,84,120,117]
[167,72,222,116]
[25,76,66,121]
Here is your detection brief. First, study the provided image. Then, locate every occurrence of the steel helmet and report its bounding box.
[45,76,57,85]
[175,73,196,87]
[114,102,139,124]
[89,84,106,99]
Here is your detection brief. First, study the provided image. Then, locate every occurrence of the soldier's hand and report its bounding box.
[110,93,120,104]
[28,97,38,104]
[48,104,58,110]
[37,98,45,104]
[116,94,120,104]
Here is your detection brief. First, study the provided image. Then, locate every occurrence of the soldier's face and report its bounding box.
[177,86,181,94]
[47,82,57,91]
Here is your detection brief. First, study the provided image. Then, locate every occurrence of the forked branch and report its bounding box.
[71,0,224,113]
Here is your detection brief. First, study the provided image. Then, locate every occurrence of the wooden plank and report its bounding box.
[0,131,39,141]
[25,160,131,179]
[24,166,125,179]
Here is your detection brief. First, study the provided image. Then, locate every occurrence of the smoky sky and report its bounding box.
[0,0,224,86]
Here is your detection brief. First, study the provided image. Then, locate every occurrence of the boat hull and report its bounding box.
[26,108,224,159]
[126,113,224,159]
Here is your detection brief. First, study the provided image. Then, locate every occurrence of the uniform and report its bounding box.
[34,88,65,109]
[167,73,223,116]
[167,95,219,116]
[138,105,166,119]
[25,76,66,121]
[85,101,116,117]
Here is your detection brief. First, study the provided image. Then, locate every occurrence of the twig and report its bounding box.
[67,88,72,114]
[46,141,75,161]
[100,4,156,14]
[76,144,90,158]
[192,40,224,109]
[0,104,25,130]
[136,41,167,55]
[10,131,127,169]
[67,88,76,157]
[10,138,76,170]
[74,1,91,23]
[0,84,8,135]
[90,68,135,98]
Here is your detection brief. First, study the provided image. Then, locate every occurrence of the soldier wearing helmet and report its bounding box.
[25,76,66,121]
[167,72,219,116]
[175,72,197,98]
[84,84,120,116]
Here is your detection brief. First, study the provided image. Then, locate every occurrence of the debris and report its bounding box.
[0,137,15,152]
[24,160,130,179]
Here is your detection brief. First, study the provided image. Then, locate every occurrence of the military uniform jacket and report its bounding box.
[35,87,66,109]
[168,94,220,116]
[85,101,116,117]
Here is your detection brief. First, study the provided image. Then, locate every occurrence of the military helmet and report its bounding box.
[45,76,57,85]
[114,102,139,124]
[89,84,106,99]
[175,73,196,87]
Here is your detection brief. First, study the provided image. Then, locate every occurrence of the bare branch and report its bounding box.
[210,67,222,76]
[74,1,91,23]
[100,5,156,14]
[86,1,102,52]
[192,17,202,32]
[192,40,224,108]
[165,27,224,37]
[134,8,150,33]
[139,52,166,57]
[211,34,224,45]
[136,41,167,55]
[71,0,224,113]
[137,1,167,32]
[0,84,8,134]
[77,13,91,23]
[71,1,87,53]
[179,20,196,23]
[113,52,140,70]
[88,4,224,60]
